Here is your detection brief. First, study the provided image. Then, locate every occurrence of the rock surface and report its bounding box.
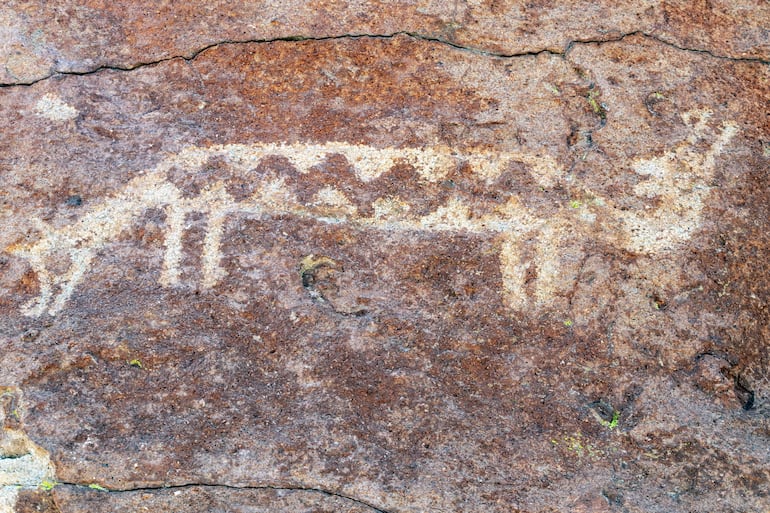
[2,0,770,85]
[1,3,769,513]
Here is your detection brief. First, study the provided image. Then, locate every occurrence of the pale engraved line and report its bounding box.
[159,203,186,287]
[198,184,234,289]
[6,114,737,316]
[165,141,562,185]
[619,120,737,254]
[47,248,94,316]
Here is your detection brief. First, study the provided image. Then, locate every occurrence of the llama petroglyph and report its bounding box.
[6,110,736,317]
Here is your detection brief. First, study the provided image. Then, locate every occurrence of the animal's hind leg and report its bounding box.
[20,254,54,317]
[48,248,95,315]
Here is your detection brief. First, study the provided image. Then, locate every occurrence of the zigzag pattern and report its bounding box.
[6,111,736,316]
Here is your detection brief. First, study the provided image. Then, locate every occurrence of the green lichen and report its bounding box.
[600,410,620,430]
[88,483,109,492]
[586,91,607,121]
[544,82,560,95]
[563,319,573,327]
[554,433,603,459]
[39,480,59,491]
[128,359,143,369]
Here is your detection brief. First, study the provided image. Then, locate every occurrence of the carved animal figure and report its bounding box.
[6,110,736,316]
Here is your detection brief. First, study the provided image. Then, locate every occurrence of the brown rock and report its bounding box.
[1,4,768,513]
[1,1,768,85]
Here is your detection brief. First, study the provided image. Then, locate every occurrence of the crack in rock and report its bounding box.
[0,30,766,89]
[56,481,394,513]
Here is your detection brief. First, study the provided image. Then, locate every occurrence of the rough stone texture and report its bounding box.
[1,3,769,513]
[2,1,769,85]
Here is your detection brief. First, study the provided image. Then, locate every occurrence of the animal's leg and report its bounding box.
[200,206,228,289]
[493,195,544,311]
[702,122,738,171]
[531,222,585,309]
[499,232,531,311]
[48,247,95,315]
[11,219,58,316]
[159,203,187,287]
[20,253,54,317]
[532,223,561,307]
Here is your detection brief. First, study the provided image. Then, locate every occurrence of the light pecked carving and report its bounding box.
[6,111,737,316]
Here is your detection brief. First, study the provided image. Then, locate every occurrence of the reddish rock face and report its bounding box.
[2,0,768,84]
[1,4,768,513]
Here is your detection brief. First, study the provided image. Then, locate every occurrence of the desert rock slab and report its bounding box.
[1,1,768,84]
[0,19,769,513]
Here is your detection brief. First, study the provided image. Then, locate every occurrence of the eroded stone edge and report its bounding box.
[0,388,55,513]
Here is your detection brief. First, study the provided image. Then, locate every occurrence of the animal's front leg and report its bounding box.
[530,221,586,310]
[499,232,532,311]
[20,252,54,317]
[494,195,543,312]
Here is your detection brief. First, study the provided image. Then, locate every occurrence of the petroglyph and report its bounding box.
[6,110,736,316]
[0,388,56,513]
